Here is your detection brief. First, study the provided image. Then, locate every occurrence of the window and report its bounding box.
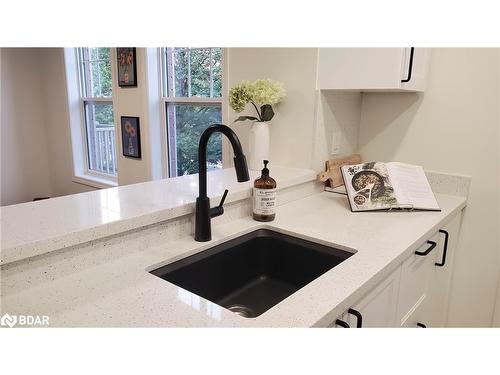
[161,48,224,177]
[77,48,117,177]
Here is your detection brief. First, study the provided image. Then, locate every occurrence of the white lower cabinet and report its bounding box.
[332,267,401,328]
[399,212,462,328]
[396,232,440,327]
[330,211,463,328]
[400,294,428,328]
[347,267,401,328]
[424,213,462,327]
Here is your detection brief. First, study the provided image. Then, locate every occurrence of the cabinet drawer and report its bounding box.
[346,266,401,328]
[328,312,349,328]
[401,294,427,328]
[396,233,439,324]
[328,266,402,328]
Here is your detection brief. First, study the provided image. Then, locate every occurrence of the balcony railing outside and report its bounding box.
[91,126,117,175]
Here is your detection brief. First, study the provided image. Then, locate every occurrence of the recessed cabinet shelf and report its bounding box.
[317,48,431,92]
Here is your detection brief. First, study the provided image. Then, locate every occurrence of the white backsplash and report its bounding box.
[425,170,471,198]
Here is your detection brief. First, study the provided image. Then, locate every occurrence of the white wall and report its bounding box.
[40,48,96,197]
[227,48,318,170]
[113,48,164,186]
[494,49,500,327]
[227,48,363,173]
[312,91,362,172]
[358,48,500,327]
[0,48,96,206]
[1,48,53,205]
[113,48,152,186]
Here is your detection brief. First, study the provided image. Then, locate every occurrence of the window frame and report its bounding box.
[159,48,228,178]
[74,47,118,186]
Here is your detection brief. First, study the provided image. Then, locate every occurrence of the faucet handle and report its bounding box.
[218,189,229,208]
[210,189,229,218]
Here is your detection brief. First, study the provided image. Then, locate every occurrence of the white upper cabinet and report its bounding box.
[316,48,431,92]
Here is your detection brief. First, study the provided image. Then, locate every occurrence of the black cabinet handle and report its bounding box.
[415,240,437,256]
[348,308,363,328]
[435,229,449,267]
[417,322,427,328]
[401,47,415,83]
[335,319,350,328]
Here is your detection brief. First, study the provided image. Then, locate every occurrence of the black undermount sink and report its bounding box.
[149,229,354,318]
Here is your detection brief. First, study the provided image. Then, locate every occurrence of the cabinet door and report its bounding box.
[396,233,440,326]
[327,312,350,328]
[317,48,404,90]
[401,294,428,328]
[317,48,430,92]
[424,212,463,327]
[400,48,431,91]
[345,266,402,328]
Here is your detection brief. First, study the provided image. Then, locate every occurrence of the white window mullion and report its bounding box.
[166,48,175,97]
[209,48,214,98]
[163,97,222,104]
[83,48,92,97]
[82,97,113,103]
[187,48,191,97]
[111,135,116,174]
[97,61,102,97]
[83,100,94,171]
[76,48,85,97]
[169,104,178,177]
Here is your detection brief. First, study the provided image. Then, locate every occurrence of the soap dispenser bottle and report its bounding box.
[253,160,277,222]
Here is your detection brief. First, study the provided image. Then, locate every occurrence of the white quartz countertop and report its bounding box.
[0,166,316,265]
[1,191,466,327]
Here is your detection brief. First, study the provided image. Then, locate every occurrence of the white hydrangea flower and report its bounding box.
[250,79,286,105]
[229,79,286,122]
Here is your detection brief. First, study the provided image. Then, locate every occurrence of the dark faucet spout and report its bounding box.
[198,124,249,197]
[195,124,250,242]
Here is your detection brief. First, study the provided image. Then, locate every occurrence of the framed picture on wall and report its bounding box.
[117,47,137,87]
[121,116,141,159]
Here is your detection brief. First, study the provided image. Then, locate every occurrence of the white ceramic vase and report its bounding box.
[248,121,270,170]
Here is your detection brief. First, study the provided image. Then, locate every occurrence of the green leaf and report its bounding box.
[234,116,259,122]
[260,104,275,122]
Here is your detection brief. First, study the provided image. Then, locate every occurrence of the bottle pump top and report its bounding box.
[262,160,269,177]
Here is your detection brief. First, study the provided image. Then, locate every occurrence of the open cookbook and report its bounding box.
[340,162,440,212]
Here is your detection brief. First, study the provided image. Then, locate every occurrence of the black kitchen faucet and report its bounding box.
[195,124,249,242]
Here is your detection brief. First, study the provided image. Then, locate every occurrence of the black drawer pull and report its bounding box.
[435,229,449,267]
[417,322,427,328]
[415,240,437,256]
[348,308,363,328]
[401,47,415,83]
[335,319,350,328]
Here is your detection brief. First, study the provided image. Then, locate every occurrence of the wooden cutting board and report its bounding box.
[317,154,362,188]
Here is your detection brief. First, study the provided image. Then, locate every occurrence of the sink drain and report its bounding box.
[226,304,256,318]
